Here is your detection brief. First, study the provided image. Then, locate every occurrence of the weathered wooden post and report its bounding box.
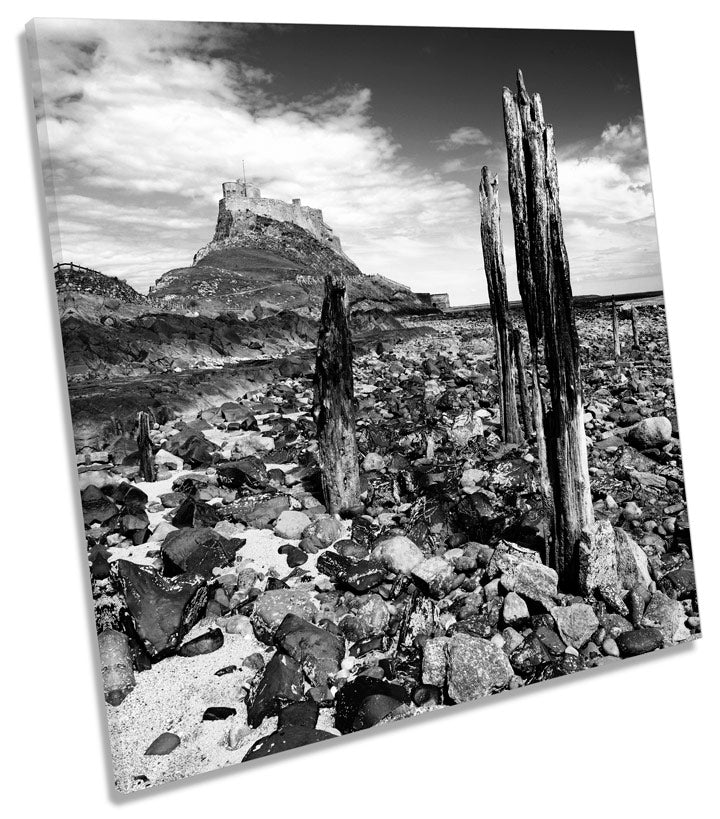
[314,271,361,514]
[136,410,155,482]
[631,306,640,348]
[511,325,533,438]
[502,77,554,518]
[503,70,594,582]
[612,296,621,359]
[478,166,523,444]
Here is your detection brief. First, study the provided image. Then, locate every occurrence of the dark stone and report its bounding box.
[350,635,386,657]
[509,635,552,674]
[242,725,334,762]
[317,550,353,580]
[247,653,304,728]
[171,496,221,528]
[285,546,308,568]
[338,559,386,592]
[216,457,268,490]
[352,694,404,730]
[334,677,408,734]
[81,485,118,526]
[335,539,370,560]
[144,732,180,755]
[117,561,206,657]
[535,625,567,656]
[167,428,217,468]
[177,627,224,656]
[274,613,345,687]
[277,700,320,729]
[658,568,696,600]
[161,528,237,579]
[202,706,237,721]
[214,665,237,677]
[412,684,442,706]
[616,628,665,657]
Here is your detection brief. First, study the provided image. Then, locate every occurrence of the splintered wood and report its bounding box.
[502,70,594,583]
[314,271,361,514]
[478,166,523,444]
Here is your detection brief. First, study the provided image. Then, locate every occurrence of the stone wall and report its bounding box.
[220,180,343,254]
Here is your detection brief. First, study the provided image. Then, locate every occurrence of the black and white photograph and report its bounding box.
[23,13,707,797]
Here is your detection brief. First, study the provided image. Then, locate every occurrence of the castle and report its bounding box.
[219,179,344,254]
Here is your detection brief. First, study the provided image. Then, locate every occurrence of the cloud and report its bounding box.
[436,126,492,151]
[30,19,476,292]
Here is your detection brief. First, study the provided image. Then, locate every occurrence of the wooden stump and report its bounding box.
[511,325,533,438]
[313,272,361,514]
[137,411,155,482]
[503,70,594,584]
[612,296,621,359]
[631,306,640,348]
[478,167,522,444]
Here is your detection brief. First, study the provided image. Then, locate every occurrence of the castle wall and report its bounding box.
[221,181,343,253]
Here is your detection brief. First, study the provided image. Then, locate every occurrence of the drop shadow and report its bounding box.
[18,27,125,804]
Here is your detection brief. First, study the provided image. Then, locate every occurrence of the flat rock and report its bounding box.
[252,587,318,644]
[274,613,345,687]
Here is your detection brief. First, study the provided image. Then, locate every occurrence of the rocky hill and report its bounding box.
[55,263,146,305]
[152,211,428,317]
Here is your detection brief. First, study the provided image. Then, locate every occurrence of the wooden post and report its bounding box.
[631,306,640,348]
[503,70,594,583]
[502,78,554,518]
[511,325,533,438]
[137,411,155,482]
[478,167,522,444]
[612,296,621,359]
[314,271,361,514]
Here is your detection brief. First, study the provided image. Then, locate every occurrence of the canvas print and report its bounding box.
[27,19,700,792]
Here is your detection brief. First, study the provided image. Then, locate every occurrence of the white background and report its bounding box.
[3,1,717,815]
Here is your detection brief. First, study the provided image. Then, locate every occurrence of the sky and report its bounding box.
[29,20,662,305]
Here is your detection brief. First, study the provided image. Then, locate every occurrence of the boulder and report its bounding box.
[550,603,599,649]
[251,587,318,643]
[274,510,312,539]
[216,457,268,489]
[446,633,513,702]
[371,536,424,575]
[247,652,305,728]
[161,527,237,579]
[117,561,206,657]
[641,591,691,644]
[628,416,672,449]
[411,556,455,599]
[274,614,345,687]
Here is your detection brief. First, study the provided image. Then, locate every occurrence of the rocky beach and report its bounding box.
[76,300,698,792]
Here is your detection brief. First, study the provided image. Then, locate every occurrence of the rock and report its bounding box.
[178,627,224,656]
[154,449,184,471]
[371,536,424,575]
[277,700,320,729]
[616,627,664,657]
[503,591,529,625]
[422,636,449,687]
[243,725,334,762]
[117,561,206,657]
[202,706,236,721]
[503,561,558,609]
[167,428,217,468]
[224,614,253,636]
[251,587,318,643]
[449,409,485,446]
[247,652,304,728]
[602,637,620,657]
[641,592,691,644]
[98,629,135,706]
[274,510,312,539]
[335,539,369,560]
[446,633,513,702]
[411,556,455,599]
[285,546,308,567]
[161,528,237,580]
[352,694,404,730]
[216,457,268,490]
[352,594,390,638]
[337,559,386,593]
[363,452,386,472]
[145,732,181,756]
[81,485,118,526]
[274,613,345,687]
[412,685,442,707]
[303,516,343,547]
[628,416,672,449]
[334,677,408,734]
[550,604,599,649]
[615,529,652,590]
